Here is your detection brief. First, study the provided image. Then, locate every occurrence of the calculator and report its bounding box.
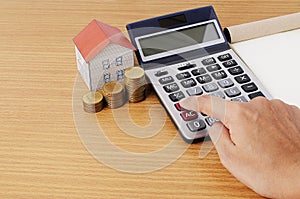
[126,6,272,142]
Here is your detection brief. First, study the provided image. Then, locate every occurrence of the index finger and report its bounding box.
[180,95,236,128]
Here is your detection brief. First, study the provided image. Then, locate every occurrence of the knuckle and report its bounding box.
[271,99,285,106]
[253,96,270,105]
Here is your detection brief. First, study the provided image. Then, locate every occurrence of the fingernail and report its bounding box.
[180,97,198,111]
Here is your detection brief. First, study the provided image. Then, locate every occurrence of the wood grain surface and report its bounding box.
[0,0,299,198]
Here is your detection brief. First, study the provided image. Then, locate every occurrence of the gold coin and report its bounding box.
[125,67,145,80]
[82,92,103,105]
[103,82,124,95]
[129,95,145,103]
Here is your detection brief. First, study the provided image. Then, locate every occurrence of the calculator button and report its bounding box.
[178,63,196,71]
[205,117,219,126]
[181,78,197,88]
[180,110,198,121]
[217,53,232,62]
[163,83,179,93]
[222,60,238,68]
[228,66,244,75]
[201,112,207,117]
[191,68,206,76]
[176,72,191,80]
[224,87,241,98]
[159,76,174,85]
[231,96,248,102]
[211,70,227,80]
[155,70,168,77]
[196,74,212,84]
[218,78,234,88]
[169,91,185,102]
[187,86,203,96]
[202,57,216,66]
[249,91,265,99]
[206,64,221,72]
[242,82,258,93]
[175,103,185,111]
[234,74,251,84]
[187,119,206,132]
[210,91,225,99]
[203,82,219,93]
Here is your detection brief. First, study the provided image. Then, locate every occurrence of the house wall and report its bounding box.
[75,46,91,90]
[89,44,134,91]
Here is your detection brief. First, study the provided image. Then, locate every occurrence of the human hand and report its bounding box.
[180,96,300,198]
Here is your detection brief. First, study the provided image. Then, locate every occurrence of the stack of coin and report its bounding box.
[124,67,146,103]
[102,81,126,109]
[82,91,104,113]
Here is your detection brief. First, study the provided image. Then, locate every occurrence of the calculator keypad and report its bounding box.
[149,50,270,141]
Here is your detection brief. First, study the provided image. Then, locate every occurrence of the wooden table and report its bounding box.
[0,0,299,198]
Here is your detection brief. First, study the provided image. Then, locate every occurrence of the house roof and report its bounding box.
[73,19,136,62]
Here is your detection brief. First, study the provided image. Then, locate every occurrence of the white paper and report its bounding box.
[231,29,300,107]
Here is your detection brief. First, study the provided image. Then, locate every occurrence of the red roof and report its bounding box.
[73,19,136,62]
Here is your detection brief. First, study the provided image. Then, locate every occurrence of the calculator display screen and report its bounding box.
[138,21,221,59]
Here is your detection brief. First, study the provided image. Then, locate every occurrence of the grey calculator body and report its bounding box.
[126,6,271,142]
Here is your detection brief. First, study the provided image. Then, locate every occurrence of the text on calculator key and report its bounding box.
[206,64,221,72]
[187,86,203,96]
[191,68,206,76]
[180,110,198,121]
[211,70,227,80]
[187,119,206,132]
[224,87,241,98]
[176,71,191,80]
[242,82,258,93]
[218,78,234,88]
[203,82,219,92]
[222,60,238,68]
[163,83,179,93]
[234,74,251,84]
[217,53,232,62]
[169,91,185,102]
[196,74,212,84]
[228,66,244,75]
[202,57,216,65]
[159,76,174,85]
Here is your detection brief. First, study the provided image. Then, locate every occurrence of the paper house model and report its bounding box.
[73,19,136,91]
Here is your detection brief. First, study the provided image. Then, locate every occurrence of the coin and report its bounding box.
[124,67,146,103]
[102,81,126,109]
[103,82,124,95]
[82,92,104,113]
[125,66,145,80]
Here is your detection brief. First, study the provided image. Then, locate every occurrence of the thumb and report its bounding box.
[209,122,235,153]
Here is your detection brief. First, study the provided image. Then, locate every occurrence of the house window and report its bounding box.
[104,73,110,83]
[117,69,124,80]
[102,59,110,69]
[116,56,122,66]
